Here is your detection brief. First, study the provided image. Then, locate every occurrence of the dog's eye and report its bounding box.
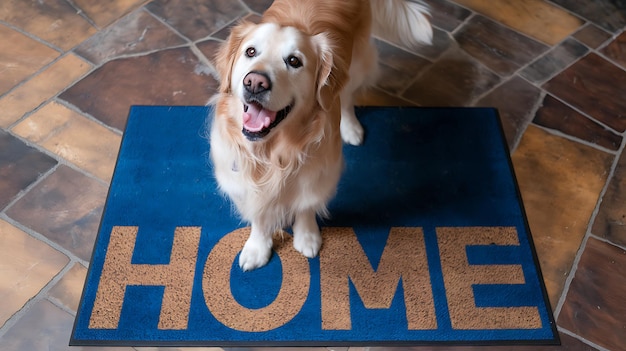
[286,55,302,68]
[245,47,256,58]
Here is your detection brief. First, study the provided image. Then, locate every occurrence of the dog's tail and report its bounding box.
[370,0,433,48]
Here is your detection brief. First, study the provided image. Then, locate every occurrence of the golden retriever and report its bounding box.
[210,0,432,271]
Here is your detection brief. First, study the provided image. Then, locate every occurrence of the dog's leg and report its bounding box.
[340,39,379,146]
[239,222,274,271]
[293,208,322,258]
[340,91,364,146]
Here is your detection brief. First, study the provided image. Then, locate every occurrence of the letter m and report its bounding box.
[320,227,436,330]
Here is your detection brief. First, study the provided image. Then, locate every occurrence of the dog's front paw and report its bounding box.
[293,231,322,258]
[340,117,364,145]
[239,238,272,271]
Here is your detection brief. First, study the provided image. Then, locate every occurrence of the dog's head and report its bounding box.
[214,22,338,141]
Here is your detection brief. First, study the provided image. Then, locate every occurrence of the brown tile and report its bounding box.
[75,9,187,65]
[0,24,59,96]
[12,102,122,181]
[592,149,626,247]
[0,219,68,327]
[600,31,626,70]
[71,0,146,28]
[476,76,543,150]
[533,94,622,151]
[549,0,626,33]
[374,39,432,94]
[455,15,549,76]
[0,0,96,51]
[402,49,501,106]
[241,0,273,14]
[146,0,248,41]
[0,299,134,351]
[452,0,584,45]
[544,53,626,133]
[0,54,92,128]
[196,38,223,65]
[0,130,57,210]
[423,0,472,32]
[354,87,416,107]
[558,238,626,350]
[47,263,87,313]
[210,13,263,41]
[511,126,613,305]
[521,38,589,84]
[412,26,453,60]
[364,332,598,350]
[6,165,107,261]
[59,47,219,130]
[573,23,612,49]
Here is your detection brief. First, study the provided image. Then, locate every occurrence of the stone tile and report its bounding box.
[533,94,622,151]
[543,53,626,133]
[549,0,626,33]
[0,0,96,51]
[600,31,626,70]
[455,15,549,76]
[412,26,453,60]
[0,131,57,210]
[75,9,187,65]
[511,126,614,305]
[71,0,146,28]
[6,165,107,261]
[476,76,543,150]
[0,299,134,351]
[47,263,87,313]
[0,54,92,128]
[210,13,263,41]
[12,102,122,181]
[146,0,248,41]
[196,38,222,66]
[573,23,612,49]
[592,149,626,247]
[0,219,68,327]
[0,24,59,96]
[354,87,416,107]
[521,38,589,84]
[558,238,626,351]
[374,39,432,94]
[364,332,598,350]
[402,49,501,106]
[452,0,584,45]
[59,47,219,131]
[241,0,273,14]
[423,0,472,32]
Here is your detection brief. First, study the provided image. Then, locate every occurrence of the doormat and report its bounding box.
[71,106,558,347]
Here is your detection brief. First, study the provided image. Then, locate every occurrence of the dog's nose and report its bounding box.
[243,72,271,94]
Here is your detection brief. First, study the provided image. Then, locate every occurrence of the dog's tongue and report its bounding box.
[243,103,277,132]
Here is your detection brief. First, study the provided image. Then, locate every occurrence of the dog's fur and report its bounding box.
[210,0,432,271]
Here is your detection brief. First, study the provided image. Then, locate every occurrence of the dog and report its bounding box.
[210,0,432,271]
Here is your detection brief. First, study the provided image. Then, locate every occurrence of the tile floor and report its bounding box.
[1,0,625,350]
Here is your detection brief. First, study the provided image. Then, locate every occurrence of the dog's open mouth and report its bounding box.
[242,101,293,141]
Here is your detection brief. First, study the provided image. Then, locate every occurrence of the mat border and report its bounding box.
[70,105,560,347]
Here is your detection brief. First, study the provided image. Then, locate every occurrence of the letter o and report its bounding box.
[203,228,310,331]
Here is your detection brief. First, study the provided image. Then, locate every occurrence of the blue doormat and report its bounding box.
[71,106,558,347]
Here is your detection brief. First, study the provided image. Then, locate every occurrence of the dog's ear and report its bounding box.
[312,33,336,111]
[214,21,256,94]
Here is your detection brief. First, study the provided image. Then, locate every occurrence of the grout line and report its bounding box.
[558,326,612,351]
[0,256,78,339]
[531,122,621,155]
[0,213,89,268]
[0,164,60,216]
[553,129,625,319]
